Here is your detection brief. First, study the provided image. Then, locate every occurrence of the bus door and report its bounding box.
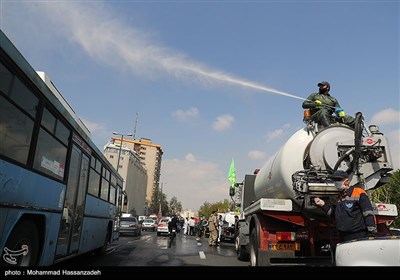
[56,144,89,258]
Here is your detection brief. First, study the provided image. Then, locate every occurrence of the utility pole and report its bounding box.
[112,132,133,172]
[133,112,139,140]
[158,182,163,218]
[158,182,166,218]
[113,132,132,214]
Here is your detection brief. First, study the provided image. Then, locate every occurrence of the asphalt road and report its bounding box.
[53,230,250,268]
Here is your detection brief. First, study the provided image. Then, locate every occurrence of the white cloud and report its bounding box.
[80,117,108,136]
[266,129,283,142]
[370,108,400,126]
[161,155,229,210]
[185,153,197,162]
[171,107,199,121]
[387,129,400,171]
[212,114,234,131]
[369,108,400,170]
[248,150,267,160]
[265,123,290,142]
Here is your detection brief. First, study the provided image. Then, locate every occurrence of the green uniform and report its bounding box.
[302,92,355,128]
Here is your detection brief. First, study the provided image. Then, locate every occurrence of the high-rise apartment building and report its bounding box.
[111,137,163,209]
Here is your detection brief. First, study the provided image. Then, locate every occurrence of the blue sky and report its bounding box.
[1,0,399,211]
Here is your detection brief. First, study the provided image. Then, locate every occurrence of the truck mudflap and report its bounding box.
[258,249,334,266]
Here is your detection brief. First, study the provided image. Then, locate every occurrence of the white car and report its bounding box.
[157,217,171,236]
[142,219,157,232]
[335,236,400,266]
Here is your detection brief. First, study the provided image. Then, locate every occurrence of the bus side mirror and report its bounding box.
[229,187,235,197]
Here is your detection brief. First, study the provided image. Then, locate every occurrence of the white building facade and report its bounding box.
[104,142,147,215]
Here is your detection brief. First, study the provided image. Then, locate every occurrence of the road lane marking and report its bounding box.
[199,251,206,259]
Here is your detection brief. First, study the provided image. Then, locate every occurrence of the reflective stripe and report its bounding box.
[363,210,375,217]
[367,226,377,232]
[342,196,359,202]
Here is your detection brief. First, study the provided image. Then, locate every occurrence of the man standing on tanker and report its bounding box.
[302,81,355,128]
[313,170,377,242]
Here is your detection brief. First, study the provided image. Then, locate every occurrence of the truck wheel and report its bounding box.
[250,228,259,266]
[236,236,249,261]
[1,220,39,266]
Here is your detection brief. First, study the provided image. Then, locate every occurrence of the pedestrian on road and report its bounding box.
[208,211,218,246]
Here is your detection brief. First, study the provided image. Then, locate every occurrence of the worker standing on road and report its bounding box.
[208,211,218,246]
[302,81,355,128]
[196,216,207,241]
[314,170,377,242]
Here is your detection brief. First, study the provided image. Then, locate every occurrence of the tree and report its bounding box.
[149,185,184,217]
[168,196,182,216]
[149,185,160,214]
[160,192,168,216]
[371,169,400,228]
[198,199,233,218]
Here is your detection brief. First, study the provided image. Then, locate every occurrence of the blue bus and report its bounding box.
[0,30,123,266]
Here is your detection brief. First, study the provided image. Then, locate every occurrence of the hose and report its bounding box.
[332,147,355,173]
[352,112,364,174]
[332,112,363,175]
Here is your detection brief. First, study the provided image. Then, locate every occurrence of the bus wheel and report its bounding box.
[95,230,110,256]
[1,220,39,266]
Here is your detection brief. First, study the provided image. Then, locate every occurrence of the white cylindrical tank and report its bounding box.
[254,126,355,206]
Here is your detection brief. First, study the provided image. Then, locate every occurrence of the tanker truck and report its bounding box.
[232,112,398,266]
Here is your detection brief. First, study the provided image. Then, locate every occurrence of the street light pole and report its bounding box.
[158,182,162,218]
[158,182,166,218]
[112,132,133,172]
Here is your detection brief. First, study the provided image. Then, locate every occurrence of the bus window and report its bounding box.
[88,165,101,197]
[0,63,38,164]
[33,129,67,180]
[100,167,110,201]
[41,107,70,145]
[56,121,70,146]
[0,63,13,94]
[41,107,57,135]
[33,106,70,180]
[109,185,116,204]
[9,75,38,118]
[0,95,35,164]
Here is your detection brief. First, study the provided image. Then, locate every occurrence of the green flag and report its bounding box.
[228,158,236,188]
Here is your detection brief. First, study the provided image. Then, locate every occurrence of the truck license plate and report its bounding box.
[269,242,300,251]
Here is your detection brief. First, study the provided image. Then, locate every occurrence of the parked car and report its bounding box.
[157,217,171,236]
[142,219,157,232]
[219,223,236,243]
[119,216,142,236]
